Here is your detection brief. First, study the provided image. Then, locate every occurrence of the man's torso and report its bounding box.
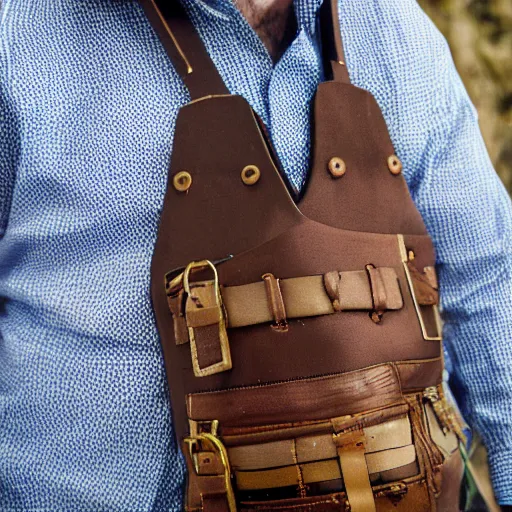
[0,1,457,509]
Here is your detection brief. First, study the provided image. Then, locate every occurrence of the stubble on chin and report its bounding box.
[234,0,296,61]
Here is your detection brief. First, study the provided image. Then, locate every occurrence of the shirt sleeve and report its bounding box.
[0,32,18,239]
[411,61,512,504]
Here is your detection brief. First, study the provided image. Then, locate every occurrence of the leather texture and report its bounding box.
[187,364,403,427]
[144,0,463,509]
[168,266,404,336]
[227,415,412,470]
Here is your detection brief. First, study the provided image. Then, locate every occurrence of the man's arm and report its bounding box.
[0,19,18,240]
[412,66,512,504]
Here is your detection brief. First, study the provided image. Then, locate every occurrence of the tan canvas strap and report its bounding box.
[229,413,413,511]
[234,445,416,491]
[168,265,403,340]
[227,415,411,471]
[333,430,376,512]
[224,268,402,328]
[394,357,442,391]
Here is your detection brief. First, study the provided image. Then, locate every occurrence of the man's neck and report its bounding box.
[234,0,296,62]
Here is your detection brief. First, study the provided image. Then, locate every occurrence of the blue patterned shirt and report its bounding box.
[1,0,511,509]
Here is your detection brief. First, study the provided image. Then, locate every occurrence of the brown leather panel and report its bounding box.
[221,402,409,446]
[193,324,223,370]
[177,227,439,397]
[301,81,429,235]
[202,495,230,512]
[435,449,464,511]
[154,165,440,437]
[395,358,443,391]
[187,364,402,427]
[150,94,305,432]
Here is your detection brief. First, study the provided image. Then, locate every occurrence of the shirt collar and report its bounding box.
[191,0,325,32]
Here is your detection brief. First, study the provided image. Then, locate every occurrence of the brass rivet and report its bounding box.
[173,171,192,192]
[387,155,403,175]
[241,165,261,186]
[328,157,346,178]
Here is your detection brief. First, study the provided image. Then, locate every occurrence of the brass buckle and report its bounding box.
[183,260,232,377]
[398,235,442,341]
[164,254,233,296]
[184,420,237,512]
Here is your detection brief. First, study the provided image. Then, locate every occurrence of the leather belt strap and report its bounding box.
[170,267,403,345]
[333,430,376,512]
[166,261,438,377]
[221,268,403,327]
[182,261,232,377]
[234,445,416,490]
[183,440,232,512]
[139,0,229,100]
[183,425,237,512]
[228,415,411,470]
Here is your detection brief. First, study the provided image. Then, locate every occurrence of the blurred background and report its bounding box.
[419,0,511,193]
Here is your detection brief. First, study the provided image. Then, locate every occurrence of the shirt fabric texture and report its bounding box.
[1,0,511,509]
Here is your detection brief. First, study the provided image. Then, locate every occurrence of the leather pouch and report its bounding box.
[234,391,462,511]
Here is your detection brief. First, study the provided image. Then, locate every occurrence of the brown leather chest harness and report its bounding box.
[141,1,465,510]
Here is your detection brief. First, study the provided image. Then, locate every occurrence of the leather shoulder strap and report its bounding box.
[139,0,229,99]
[319,0,350,83]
